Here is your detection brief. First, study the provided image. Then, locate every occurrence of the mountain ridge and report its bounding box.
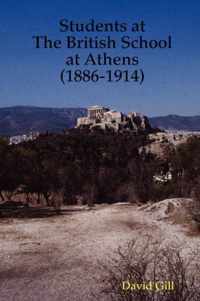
[0,106,200,136]
[150,115,200,131]
[0,106,87,136]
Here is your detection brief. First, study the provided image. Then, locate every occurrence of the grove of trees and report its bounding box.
[0,130,200,211]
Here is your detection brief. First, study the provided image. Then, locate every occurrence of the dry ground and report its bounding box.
[0,200,199,301]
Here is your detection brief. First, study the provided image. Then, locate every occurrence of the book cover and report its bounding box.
[0,1,200,300]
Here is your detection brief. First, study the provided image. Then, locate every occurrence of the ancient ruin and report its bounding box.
[76,105,151,132]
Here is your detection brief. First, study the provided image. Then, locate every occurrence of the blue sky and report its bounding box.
[0,0,200,116]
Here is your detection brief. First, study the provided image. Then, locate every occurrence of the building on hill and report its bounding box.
[88,105,109,120]
[9,132,39,145]
[76,105,152,132]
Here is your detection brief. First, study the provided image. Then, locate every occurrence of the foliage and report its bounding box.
[1,131,200,208]
[99,237,200,301]
[0,130,159,206]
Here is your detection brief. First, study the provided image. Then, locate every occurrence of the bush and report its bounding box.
[191,178,200,231]
[100,237,200,301]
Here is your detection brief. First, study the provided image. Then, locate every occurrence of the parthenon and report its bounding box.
[76,105,151,132]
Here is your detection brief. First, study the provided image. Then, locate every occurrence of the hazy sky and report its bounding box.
[0,0,200,116]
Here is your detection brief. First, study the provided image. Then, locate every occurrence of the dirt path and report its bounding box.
[0,203,198,301]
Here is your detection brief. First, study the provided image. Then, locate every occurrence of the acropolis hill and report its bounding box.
[76,105,152,132]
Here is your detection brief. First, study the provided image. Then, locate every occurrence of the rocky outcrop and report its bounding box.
[76,106,152,132]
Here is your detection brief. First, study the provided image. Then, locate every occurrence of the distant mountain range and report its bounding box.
[0,106,86,136]
[149,115,200,132]
[0,106,200,136]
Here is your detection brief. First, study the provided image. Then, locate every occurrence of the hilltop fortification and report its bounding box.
[76,105,152,132]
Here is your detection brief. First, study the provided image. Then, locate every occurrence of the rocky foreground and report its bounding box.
[0,200,199,301]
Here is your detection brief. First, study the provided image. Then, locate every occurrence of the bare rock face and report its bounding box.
[128,112,152,132]
[76,106,152,133]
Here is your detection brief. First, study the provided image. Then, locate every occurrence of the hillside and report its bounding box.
[149,115,200,131]
[0,106,86,136]
[0,107,200,136]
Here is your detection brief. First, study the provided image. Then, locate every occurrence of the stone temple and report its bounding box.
[76,105,151,132]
